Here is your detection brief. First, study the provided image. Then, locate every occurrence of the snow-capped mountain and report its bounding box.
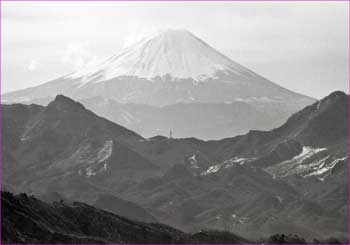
[3,29,315,139]
[3,29,313,108]
[68,29,267,84]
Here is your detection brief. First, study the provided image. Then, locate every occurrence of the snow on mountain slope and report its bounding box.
[2,28,315,139]
[68,29,260,85]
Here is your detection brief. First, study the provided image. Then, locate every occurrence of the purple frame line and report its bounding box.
[1,0,350,1]
[348,1,350,244]
[0,0,349,245]
[1,0,3,244]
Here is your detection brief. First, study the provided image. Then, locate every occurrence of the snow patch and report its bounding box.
[188,154,199,169]
[234,96,284,104]
[304,157,347,177]
[201,157,253,175]
[223,157,248,167]
[78,140,113,177]
[96,140,113,163]
[277,146,326,166]
[203,165,221,175]
[316,101,322,110]
[275,195,283,204]
[86,167,96,177]
[231,213,249,225]
[265,146,329,177]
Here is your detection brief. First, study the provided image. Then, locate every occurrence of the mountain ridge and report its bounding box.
[5,190,340,244]
[2,91,347,241]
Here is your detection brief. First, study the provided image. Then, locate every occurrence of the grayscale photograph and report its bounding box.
[1,1,349,244]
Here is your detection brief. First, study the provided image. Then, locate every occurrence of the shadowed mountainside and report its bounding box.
[2,191,252,244]
[2,191,342,244]
[2,91,348,241]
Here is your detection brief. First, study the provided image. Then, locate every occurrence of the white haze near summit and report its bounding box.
[1,1,349,99]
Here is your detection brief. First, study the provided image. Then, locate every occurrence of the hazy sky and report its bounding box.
[2,1,349,99]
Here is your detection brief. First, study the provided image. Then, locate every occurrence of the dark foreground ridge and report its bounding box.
[1,191,342,244]
[1,191,250,244]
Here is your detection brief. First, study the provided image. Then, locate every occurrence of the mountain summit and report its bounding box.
[3,29,315,139]
[68,29,265,84]
[3,29,313,107]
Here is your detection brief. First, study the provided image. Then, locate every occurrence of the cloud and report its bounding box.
[122,25,159,49]
[27,59,40,72]
[61,41,94,69]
